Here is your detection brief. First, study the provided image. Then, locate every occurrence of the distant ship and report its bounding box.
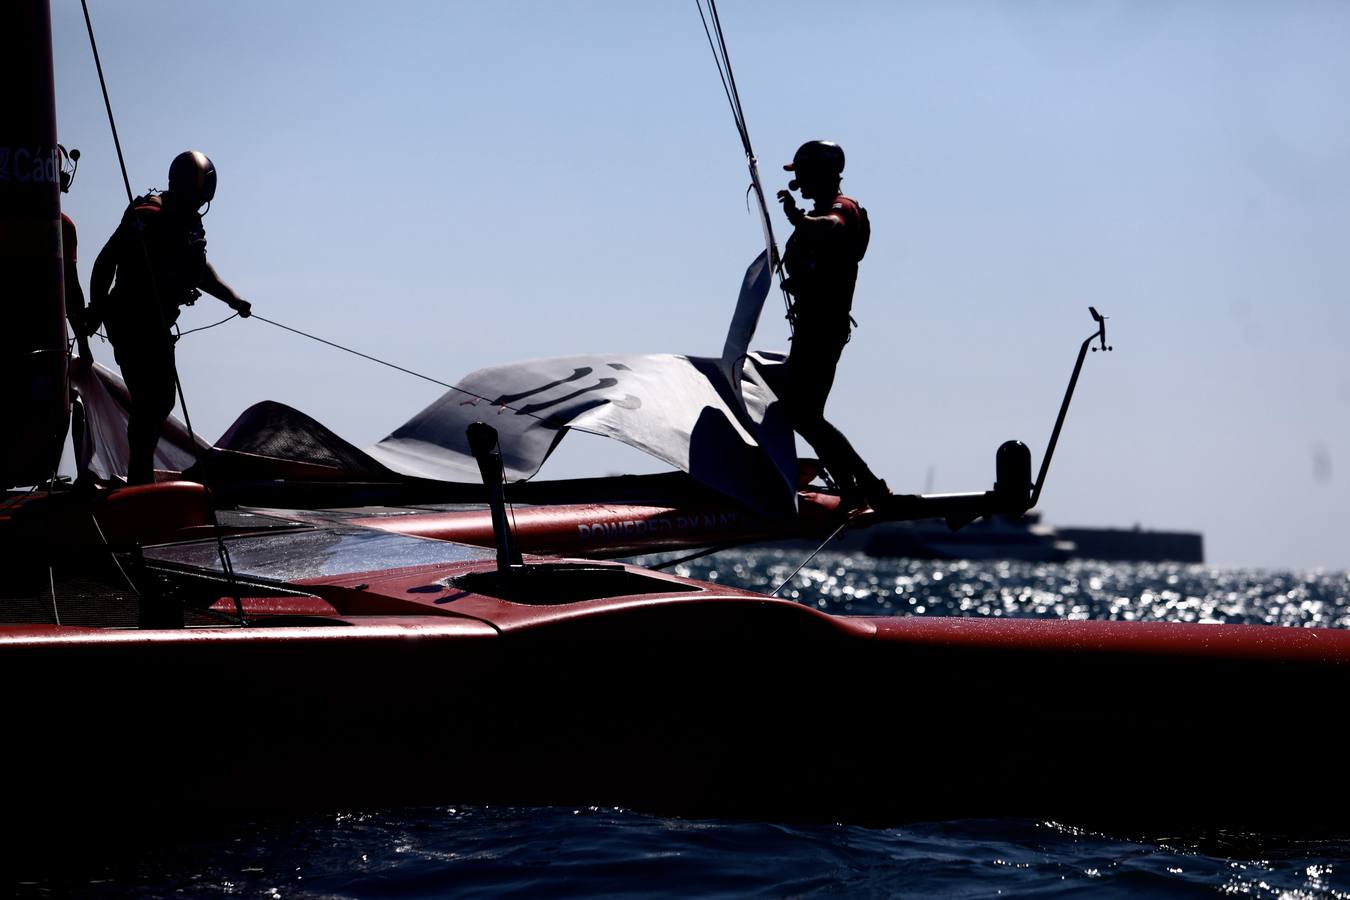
[772,513,1205,563]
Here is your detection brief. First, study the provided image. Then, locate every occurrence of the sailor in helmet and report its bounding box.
[776,140,889,509]
[77,151,253,485]
[56,144,98,489]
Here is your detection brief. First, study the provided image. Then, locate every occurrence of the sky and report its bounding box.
[49,1,1350,569]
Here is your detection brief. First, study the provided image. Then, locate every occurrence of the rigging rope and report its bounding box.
[252,314,613,440]
[78,0,133,205]
[175,312,238,340]
[694,0,794,331]
[769,521,848,597]
[79,0,245,622]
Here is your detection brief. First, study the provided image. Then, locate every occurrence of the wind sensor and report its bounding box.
[862,307,1114,528]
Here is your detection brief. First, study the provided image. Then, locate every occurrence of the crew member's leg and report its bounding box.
[117,340,178,486]
[70,389,95,490]
[786,323,886,502]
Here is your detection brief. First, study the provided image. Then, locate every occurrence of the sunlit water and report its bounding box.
[10,554,1349,899]
[667,552,1350,629]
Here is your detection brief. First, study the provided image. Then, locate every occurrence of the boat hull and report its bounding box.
[5,610,1347,835]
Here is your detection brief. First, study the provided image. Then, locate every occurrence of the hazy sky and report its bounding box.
[50,1,1350,569]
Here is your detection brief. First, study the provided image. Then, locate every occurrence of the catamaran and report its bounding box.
[3,0,1347,836]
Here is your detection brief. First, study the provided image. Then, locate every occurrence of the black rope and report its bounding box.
[175,312,238,340]
[79,0,245,623]
[48,566,61,626]
[769,521,848,598]
[78,0,133,204]
[251,313,612,440]
[647,542,741,571]
[709,0,752,147]
[695,3,743,146]
[254,314,456,390]
[88,513,141,599]
[693,0,793,329]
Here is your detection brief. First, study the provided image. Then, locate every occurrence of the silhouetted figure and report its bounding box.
[78,151,251,485]
[776,140,888,509]
[57,146,90,367]
[57,145,96,489]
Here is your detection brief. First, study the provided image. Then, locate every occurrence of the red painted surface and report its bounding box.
[1,480,215,550]
[866,615,1350,664]
[5,482,1350,830]
[1,0,69,488]
[207,595,341,617]
[352,490,848,557]
[97,481,214,546]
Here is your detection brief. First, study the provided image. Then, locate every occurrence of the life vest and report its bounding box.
[782,194,869,325]
[106,192,208,334]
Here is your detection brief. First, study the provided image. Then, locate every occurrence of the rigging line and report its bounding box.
[709,0,751,141]
[48,566,61,626]
[695,1,749,151]
[89,513,141,599]
[768,521,848,598]
[79,0,244,616]
[647,541,741,571]
[78,0,133,204]
[695,0,793,326]
[251,314,610,440]
[176,312,238,339]
[706,0,786,267]
[255,314,455,389]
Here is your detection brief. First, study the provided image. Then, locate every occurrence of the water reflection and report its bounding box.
[637,552,1350,629]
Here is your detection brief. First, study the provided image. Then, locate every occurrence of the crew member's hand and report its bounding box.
[232,299,252,318]
[777,189,804,225]
[73,308,101,338]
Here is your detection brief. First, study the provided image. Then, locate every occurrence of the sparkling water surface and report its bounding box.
[10,554,1350,898]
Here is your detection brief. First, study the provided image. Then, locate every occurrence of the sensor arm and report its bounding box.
[1029,307,1111,510]
[858,308,1111,531]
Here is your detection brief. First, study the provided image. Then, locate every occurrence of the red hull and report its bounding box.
[4,483,1348,833]
[349,490,848,557]
[5,571,1349,833]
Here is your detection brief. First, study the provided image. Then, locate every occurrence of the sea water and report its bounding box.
[10,554,1350,899]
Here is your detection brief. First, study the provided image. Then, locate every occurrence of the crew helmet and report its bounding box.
[784,140,845,178]
[168,150,217,205]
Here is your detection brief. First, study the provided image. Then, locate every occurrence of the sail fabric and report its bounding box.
[78,253,801,513]
[70,362,208,481]
[719,249,772,407]
[365,349,795,516]
[360,251,798,514]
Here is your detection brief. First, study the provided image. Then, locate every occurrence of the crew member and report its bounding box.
[776,140,888,509]
[57,145,97,488]
[77,151,252,485]
[57,146,91,367]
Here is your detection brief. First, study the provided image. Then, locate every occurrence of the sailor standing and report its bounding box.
[76,151,252,485]
[776,140,889,509]
[57,144,97,488]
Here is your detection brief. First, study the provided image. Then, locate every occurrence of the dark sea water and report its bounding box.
[11,553,1350,899]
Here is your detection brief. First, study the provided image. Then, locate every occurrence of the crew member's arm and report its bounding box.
[198,261,251,317]
[65,257,91,362]
[84,236,118,336]
[776,191,845,234]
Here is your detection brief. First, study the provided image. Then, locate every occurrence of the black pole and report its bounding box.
[466,422,522,571]
[1030,309,1111,509]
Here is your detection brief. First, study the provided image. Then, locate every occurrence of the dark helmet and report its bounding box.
[168,150,217,205]
[784,140,845,177]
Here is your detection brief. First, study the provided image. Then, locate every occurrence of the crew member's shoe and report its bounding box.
[862,478,891,511]
[839,476,890,512]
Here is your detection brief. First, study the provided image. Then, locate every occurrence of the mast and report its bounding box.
[0,0,70,488]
